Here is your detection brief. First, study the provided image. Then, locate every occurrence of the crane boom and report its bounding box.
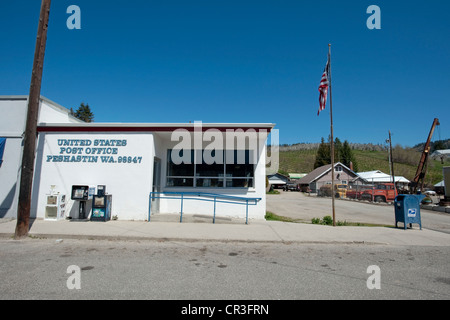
[411,118,440,194]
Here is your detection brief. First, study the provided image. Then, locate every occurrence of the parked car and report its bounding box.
[424,190,437,196]
[283,182,300,191]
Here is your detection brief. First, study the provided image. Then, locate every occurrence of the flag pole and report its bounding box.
[328,43,336,227]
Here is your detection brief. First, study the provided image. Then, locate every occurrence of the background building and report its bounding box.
[297,162,359,193]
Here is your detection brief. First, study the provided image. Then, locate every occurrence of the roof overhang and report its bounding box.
[37,122,275,133]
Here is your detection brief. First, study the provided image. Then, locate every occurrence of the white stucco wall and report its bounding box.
[39,98,84,124]
[0,138,23,218]
[0,98,27,218]
[0,96,81,218]
[34,132,155,221]
[35,130,268,221]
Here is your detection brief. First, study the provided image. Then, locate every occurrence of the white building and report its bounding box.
[357,170,410,188]
[431,149,450,160]
[267,173,289,188]
[0,96,274,222]
[0,96,83,219]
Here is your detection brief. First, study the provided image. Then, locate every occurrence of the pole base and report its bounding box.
[14,220,29,240]
[439,196,450,207]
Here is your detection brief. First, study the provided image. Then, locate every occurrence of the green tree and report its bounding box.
[314,137,358,171]
[71,102,94,122]
[314,137,331,169]
[341,140,358,172]
[334,137,342,163]
[431,140,445,153]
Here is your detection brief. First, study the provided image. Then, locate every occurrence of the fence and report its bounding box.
[148,192,261,224]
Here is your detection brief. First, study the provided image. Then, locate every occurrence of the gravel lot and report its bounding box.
[266,191,450,233]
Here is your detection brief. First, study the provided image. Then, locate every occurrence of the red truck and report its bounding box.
[346,185,373,200]
[360,183,398,203]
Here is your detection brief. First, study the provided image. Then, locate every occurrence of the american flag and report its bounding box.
[317,54,330,116]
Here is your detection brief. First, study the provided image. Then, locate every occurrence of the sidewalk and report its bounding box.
[1,217,449,246]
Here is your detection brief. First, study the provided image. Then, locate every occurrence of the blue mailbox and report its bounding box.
[394,194,425,230]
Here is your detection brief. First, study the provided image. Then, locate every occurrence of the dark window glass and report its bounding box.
[166,149,254,188]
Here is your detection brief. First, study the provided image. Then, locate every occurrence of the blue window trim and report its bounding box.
[0,138,6,167]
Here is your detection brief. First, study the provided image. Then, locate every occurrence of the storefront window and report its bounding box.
[225,150,254,188]
[166,149,254,188]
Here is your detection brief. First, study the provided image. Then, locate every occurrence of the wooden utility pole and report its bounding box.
[15,0,51,239]
[388,130,396,190]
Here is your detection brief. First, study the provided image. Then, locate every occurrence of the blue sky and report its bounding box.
[1,0,449,147]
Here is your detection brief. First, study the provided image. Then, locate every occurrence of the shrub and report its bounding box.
[311,216,333,225]
[322,215,333,225]
[311,217,321,224]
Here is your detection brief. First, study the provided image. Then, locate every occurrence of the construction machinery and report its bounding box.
[410,118,440,194]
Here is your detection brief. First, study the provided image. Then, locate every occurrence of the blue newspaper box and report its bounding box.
[394,194,425,230]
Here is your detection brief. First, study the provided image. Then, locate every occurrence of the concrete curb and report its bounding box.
[0,232,387,245]
[421,204,450,213]
[1,218,450,247]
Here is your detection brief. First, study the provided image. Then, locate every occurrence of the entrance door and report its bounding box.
[151,158,161,215]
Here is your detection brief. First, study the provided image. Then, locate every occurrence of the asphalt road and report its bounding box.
[1,192,449,303]
[0,238,449,301]
[266,191,450,233]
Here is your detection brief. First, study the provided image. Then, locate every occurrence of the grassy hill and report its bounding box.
[277,145,449,186]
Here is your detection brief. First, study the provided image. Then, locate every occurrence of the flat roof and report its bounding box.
[37,122,276,132]
[0,95,84,123]
[1,95,275,133]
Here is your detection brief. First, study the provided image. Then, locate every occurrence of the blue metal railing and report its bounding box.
[148,192,261,224]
